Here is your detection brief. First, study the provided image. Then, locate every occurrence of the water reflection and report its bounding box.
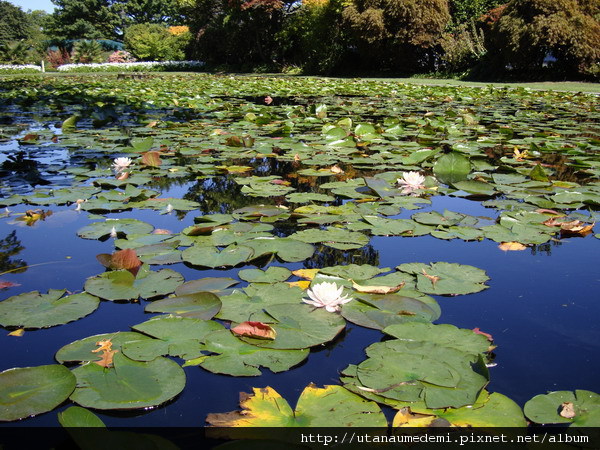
[0,230,26,274]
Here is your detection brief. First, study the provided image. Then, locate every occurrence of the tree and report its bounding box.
[186,0,295,69]
[0,1,33,43]
[124,23,189,61]
[342,0,451,72]
[448,0,504,27]
[489,0,600,79]
[47,0,186,41]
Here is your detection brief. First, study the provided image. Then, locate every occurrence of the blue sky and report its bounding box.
[8,0,55,13]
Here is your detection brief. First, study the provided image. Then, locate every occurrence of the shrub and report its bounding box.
[71,40,104,64]
[0,40,30,64]
[124,23,189,62]
[489,0,600,79]
[47,48,71,68]
[107,50,136,63]
[438,22,487,73]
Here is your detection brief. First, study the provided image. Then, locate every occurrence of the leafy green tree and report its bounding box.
[278,0,349,74]
[449,0,504,27]
[342,0,451,72]
[48,0,186,40]
[186,0,294,69]
[0,1,33,43]
[72,39,105,63]
[124,23,189,61]
[489,0,600,79]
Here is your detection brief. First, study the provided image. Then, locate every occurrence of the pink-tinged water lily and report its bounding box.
[303,282,352,312]
[397,171,426,194]
[112,157,132,174]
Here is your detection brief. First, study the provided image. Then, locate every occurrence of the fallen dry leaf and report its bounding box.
[97,249,142,276]
[559,221,594,237]
[116,172,129,180]
[8,328,25,337]
[152,228,172,235]
[264,96,273,105]
[350,279,405,294]
[535,208,562,216]
[291,269,320,280]
[287,280,311,290]
[421,269,440,286]
[293,153,301,162]
[329,165,344,174]
[231,321,276,340]
[92,339,118,368]
[472,327,494,342]
[0,281,21,289]
[559,402,576,419]
[498,242,527,251]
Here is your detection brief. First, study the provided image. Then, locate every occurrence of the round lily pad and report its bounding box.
[182,244,254,268]
[145,292,222,320]
[70,352,186,410]
[84,267,184,301]
[396,262,490,296]
[0,290,100,328]
[55,332,154,364]
[0,365,76,421]
[524,390,600,426]
[58,406,106,427]
[77,219,154,239]
[238,267,292,283]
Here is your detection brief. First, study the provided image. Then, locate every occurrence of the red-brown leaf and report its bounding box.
[231,321,276,340]
[473,327,494,342]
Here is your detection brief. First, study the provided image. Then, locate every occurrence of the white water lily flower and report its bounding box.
[109,226,118,238]
[112,157,132,173]
[166,203,174,213]
[397,171,426,194]
[303,282,352,313]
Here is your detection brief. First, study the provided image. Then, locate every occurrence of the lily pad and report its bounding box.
[433,152,471,185]
[145,292,222,319]
[122,316,224,361]
[206,384,387,427]
[55,332,154,364]
[182,244,254,268]
[238,267,292,283]
[58,406,106,427]
[70,352,186,410]
[396,262,489,295]
[77,219,154,239]
[244,237,315,262]
[0,365,76,421]
[238,303,347,350]
[290,228,369,250]
[524,390,600,426]
[84,266,184,301]
[188,328,308,376]
[0,290,100,329]
[175,277,239,295]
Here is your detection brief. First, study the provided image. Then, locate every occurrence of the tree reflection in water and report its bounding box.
[0,230,26,274]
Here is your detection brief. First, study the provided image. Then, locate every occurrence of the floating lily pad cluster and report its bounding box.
[0,74,598,427]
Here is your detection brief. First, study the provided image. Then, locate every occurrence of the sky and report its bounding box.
[8,0,55,13]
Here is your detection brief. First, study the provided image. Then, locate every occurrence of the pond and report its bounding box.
[0,74,598,428]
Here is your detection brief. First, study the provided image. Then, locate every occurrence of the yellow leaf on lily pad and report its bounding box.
[291,269,320,280]
[287,280,310,290]
[350,279,405,294]
[8,328,25,337]
[392,407,437,427]
[498,242,527,251]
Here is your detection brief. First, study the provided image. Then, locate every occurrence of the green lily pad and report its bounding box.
[77,219,154,239]
[0,290,100,328]
[175,277,239,295]
[396,262,489,295]
[433,152,471,185]
[0,365,76,421]
[70,352,186,410]
[58,406,106,427]
[238,267,292,283]
[239,303,347,350]
[524,390,600,426]
[244,237,315,262]
[145,292,222,319]
[341,293,440,330]
[84,266,184,301]
[320,264,390,280]
[290,228,369,250]
[55,332,154,364]
[182,244,254,268]
[206,384,387,426]
[188,328,308,376]
[122,316,224,361]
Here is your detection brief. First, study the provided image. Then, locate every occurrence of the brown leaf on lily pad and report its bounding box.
[141,151,162,167]
[152,229,172,235]
[472,327,494,342]
[421,269,440,286]
[535,209,563,216]
[559,402,576,419]
[231,321,276,340]
[350,279,405,294]
[91,339,118,368]
[97,249,142,276]
[559,221,594,237]
[498,242,527,251]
